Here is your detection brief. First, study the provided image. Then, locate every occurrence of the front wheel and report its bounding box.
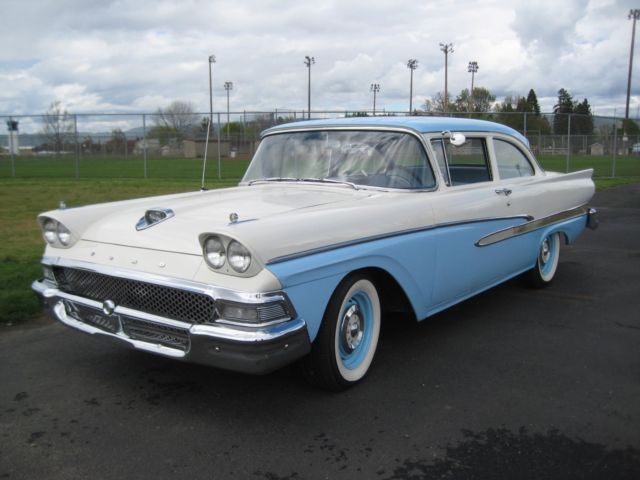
[303,274,381,391]
[524,232,561,288]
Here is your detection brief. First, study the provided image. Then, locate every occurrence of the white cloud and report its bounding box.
[0,0,638,119]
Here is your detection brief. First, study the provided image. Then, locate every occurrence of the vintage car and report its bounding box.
[32,117,598,390]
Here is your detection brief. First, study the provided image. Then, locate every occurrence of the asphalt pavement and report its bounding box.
[1,184,640,480]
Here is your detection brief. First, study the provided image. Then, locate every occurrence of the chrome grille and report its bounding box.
[121,317,189,351]
[53,267,216,324]
[258,303,289,322]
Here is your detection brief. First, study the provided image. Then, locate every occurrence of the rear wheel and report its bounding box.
[524,232,561,288]
[303,273,381,391]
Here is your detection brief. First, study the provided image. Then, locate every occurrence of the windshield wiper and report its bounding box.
[248,177,359,190]
[299,178,359,190]
[247,177,299,185]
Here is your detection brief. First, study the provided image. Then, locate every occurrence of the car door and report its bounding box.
[426,135,530,313]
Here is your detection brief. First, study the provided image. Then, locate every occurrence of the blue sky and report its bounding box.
[0,0,638,118]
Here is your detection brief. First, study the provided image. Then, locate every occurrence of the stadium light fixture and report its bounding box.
[407,59,418,114]
[224,81,233,140]
[304,56,315,119]
[468,61,478,112]
[208,55,216,132]
[370,83,380,115]
[624,9,639,154]
[439,43,454,112]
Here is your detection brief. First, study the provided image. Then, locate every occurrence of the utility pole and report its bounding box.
[624,9,640,155]
[304,56,315,119]
[224,81,233,140]
[467,61,478,112]
[370,83,380,115]
[439,43,454,112]
[407,59,418,114]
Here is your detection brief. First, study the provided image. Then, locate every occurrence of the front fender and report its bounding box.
[266,231,438,341]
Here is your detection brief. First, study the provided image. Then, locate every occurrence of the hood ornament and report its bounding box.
[136,207,175,231]
[229,212,239,224]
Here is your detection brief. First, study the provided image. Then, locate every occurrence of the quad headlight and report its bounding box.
[203,236,226,269]
[227,240,251,273]
[202,235,252,274]
[40,218,75,248]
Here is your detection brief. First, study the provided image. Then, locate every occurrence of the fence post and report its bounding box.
[142,113,147,179]
[565,114,571,173]
[523,112,527,137]
[74,114,79,179]
[217,112,221,179]
[612,117,618,178]
[9,116,16,177]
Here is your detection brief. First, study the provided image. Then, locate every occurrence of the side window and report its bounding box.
[430,139,450,186]
[494,139,535,179]
[446,138,491,185]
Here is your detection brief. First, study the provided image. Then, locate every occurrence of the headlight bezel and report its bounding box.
[40,217,75,248]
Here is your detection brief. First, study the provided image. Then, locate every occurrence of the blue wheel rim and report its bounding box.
[338,291,374,370]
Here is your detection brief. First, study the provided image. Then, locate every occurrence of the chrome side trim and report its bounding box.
[475,206,590,247]
[266,214,534,265]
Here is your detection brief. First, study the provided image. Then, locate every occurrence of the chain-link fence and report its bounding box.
[1,111,639,180]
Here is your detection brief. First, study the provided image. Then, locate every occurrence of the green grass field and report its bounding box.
[1,153,638,326]
[0,155,251,180]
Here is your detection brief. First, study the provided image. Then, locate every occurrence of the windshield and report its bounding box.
[242,130,435,190]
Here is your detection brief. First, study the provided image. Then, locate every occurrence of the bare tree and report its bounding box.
[154,100,199,133]
[41,101,74,153]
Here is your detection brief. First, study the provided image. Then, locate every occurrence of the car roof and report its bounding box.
[263,116,530,146]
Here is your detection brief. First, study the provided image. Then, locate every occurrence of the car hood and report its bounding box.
[49,184,374,258]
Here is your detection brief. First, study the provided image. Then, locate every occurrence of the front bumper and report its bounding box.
[32,277,311,375]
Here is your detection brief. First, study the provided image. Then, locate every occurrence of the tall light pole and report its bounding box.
[439,43,454,112]
[208,55,216,132]
[224,81,233,140]
[467,61,478,112]
[304,56,315,119]
[370,83,380,115]
[624,9,640,154]
[407,59,418,114]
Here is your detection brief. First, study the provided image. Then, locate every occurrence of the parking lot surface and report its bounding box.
[1,184,639,479]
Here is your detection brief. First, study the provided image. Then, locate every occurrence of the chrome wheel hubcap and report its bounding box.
[341,304,364,352]
[540,238,551,265]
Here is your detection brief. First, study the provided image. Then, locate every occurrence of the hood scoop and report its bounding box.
[135,208,175,231]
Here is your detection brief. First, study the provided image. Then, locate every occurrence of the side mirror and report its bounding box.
[441,131,467,147]
[449,132,466,146]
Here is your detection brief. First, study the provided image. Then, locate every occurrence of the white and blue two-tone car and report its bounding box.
[32,117,598,390]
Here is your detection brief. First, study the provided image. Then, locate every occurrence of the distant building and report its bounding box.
[182,139,230,158]
[590,143,604,156]
[133,138,160,155]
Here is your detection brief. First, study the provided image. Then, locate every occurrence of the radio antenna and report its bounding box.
[200,117,211,190]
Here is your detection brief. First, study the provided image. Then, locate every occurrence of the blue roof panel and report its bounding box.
[265,116,530,146]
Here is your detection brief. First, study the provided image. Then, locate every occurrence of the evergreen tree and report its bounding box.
[573,98,594,136]
[526,89,541,115]
[553,88,574,134]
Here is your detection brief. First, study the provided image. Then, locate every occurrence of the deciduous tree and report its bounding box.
[41,101,74,153]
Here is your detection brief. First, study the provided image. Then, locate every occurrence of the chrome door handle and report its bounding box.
[495,188,512,196]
